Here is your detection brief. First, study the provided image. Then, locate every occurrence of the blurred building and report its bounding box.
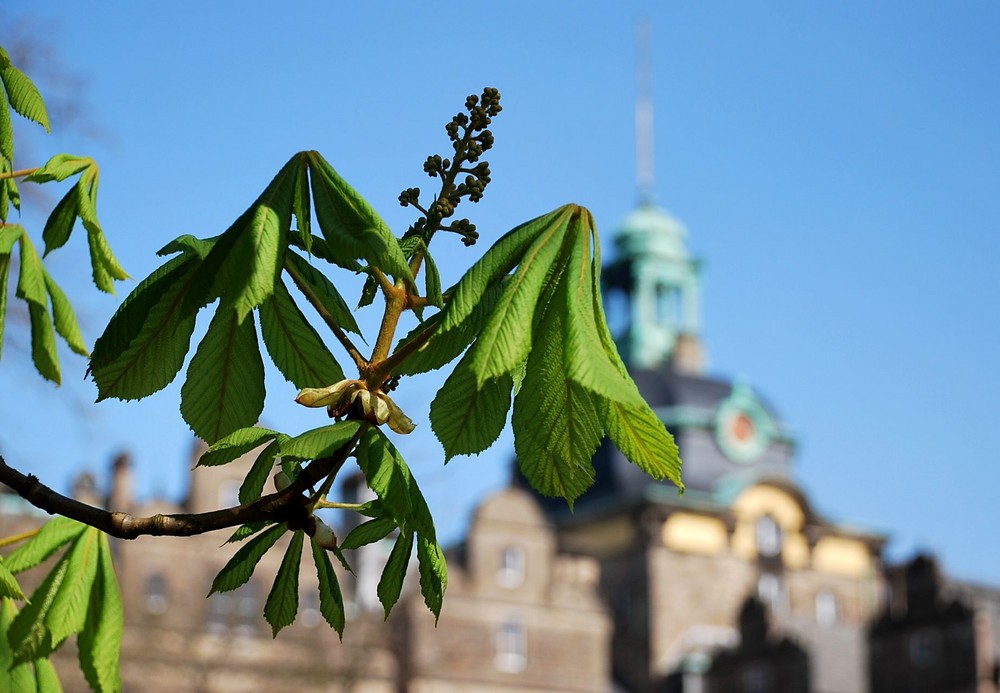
[2,201,999,692]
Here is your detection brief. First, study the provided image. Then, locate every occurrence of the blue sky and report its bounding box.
[2,3,998,584]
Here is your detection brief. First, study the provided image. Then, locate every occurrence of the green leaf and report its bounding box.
[8,556,67,662]
[601,398,682,486]
[259,278,345,389]
[0,48,50,131]
[157,233,219,259]
[376,530,413,619]
[357,272,378,309]
[440,209,567,332]
[0,247,11,361]
[292,158,312,252]
[0,73,13,161]
[78,166,128,294]
[41,187,79,257]
[15,231,46,307]
[0,599,36,693]
[27,303,59,383]
[470,207,573,385]
[90,256,200,401]
[1,161,20,223]
[417,534,448,623]
[239,439,283,505]
[310,538,345,638]
[279,420,363,461]
[46,529,99,647]
[23,154,90,184]
[284,250,362,335]
[188,156,297,320]
[0,558,25,601]
[3,517,85,574]
[180,308,266,444]
[430,349,512,460]
[512,262,603,505]
[264,530,304,637]
[307,151,414,286]
[44,269,88,356]
[355,429,435,539]
[423,248,443,308]
[197,426,282,467]
[209,523,287,595]
[77,534,123,693]
[340,515,397,551]
[33,658,62,693]
[225,522,270,544]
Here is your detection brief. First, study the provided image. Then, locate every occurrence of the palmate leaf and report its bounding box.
[311,538,346,638]
[41,187,79,257]
[0,558,25,601]
[354,428,435,538]
[77,166,128,294]
[431,204,682,505]
[417,533,448,623]
[180,308,265,444]
[340,515,397,551]
[46,529,99,647]
[78,534,123,693]
[3,517,86,574]
[279,420,363,461]
[264,530,304,637]
[0,73,13,161]
[44,269,88,357]
[259,278,345,389]
[239,439,284,504]
[197,426,284,468]
[8,553,69,662]
[22,154,91,184]
[285,250,362,335]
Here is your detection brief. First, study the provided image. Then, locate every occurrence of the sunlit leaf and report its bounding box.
[279,420,363,461]
[0,47,50,131]
[3,517,85,574]
[180,308,265,444]
[284,250,362,335]
[340,515,397,551]
[44,269,88,356]
[77,534,123,693]
[417,534,447,622]
[0,599,36,693]
[197,426,283,467]
[46,529,99,647]
[41,187,79,257]
[376,529,413,619]
[0,558,25,601]
[311,538,345,638]
[430,350,512,460]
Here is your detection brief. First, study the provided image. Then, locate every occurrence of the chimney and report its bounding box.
[107,452,134,512]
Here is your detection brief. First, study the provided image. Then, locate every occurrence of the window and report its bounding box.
[757,573,786,610]
[495,619,527,673]
[756,515,782,558]
[144,572,168,615]
[205,581,261,636]
[497,545,525,588]
[815,591,838,627]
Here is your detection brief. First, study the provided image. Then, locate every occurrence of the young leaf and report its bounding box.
[28,301,59,384]
[311,538,345,638]
[8,556,68,662]
[264,530,304,637]
[340,515,397,551]
[423,247,443,308]
[197,426,283,468]
[239,439,284,505]
[355,429,435,539]
[90,256,200,401]
[376,529,413,620]
[0,558,25,601]
[226,522,270,544]
[601,398,682,485]
[430,350,512,460]
[0,75,13,161]
[22,154,90,184]
[258,278,345,389]
[77,534,123,693]
[0,47,50,132]
[279,420,363,461]
[3,517,85,574]
[44,270,88,356]
[0,251,8,360]
[209,523,287,595]
[292,159,312,252]
[180,308,265,444]
[46,529,99,647]
[41,187,79,257]
[417,534,448,622]
[306,151,413,285]
[33,657,62,693]
[80,166,128,295]
[284,250,362,335]
[157,233,219,259]
[0,599,36,693]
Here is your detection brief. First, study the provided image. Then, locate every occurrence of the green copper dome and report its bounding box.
[615,203,690,262]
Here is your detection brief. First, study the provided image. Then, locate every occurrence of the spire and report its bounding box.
[635,18,655,205]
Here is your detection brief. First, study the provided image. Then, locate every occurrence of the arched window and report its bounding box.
[497,545,525,588]
[495,619,527,672]
[756,515,782,558]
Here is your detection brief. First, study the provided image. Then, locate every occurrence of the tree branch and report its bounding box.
[0,432,364,539]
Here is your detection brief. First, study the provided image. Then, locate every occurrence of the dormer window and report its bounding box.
[756,515,782,558]
[497,545,525,588]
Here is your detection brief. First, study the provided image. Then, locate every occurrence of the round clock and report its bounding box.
[714,383,774,463]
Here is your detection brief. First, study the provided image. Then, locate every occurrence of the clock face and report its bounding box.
[714,385,773,463]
